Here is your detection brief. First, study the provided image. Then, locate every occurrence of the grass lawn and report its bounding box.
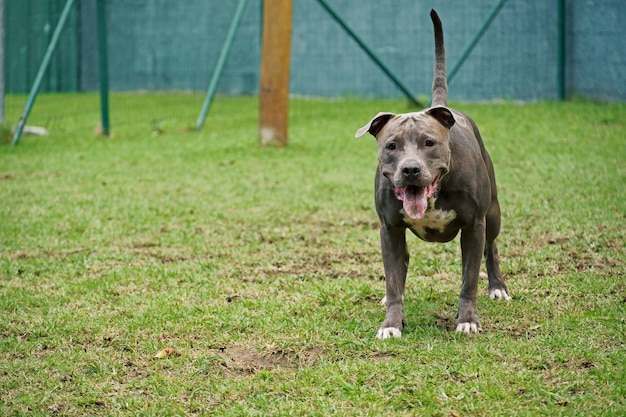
[1,94,624,416]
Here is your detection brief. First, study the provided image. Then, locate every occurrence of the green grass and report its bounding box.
[1,94,624,416]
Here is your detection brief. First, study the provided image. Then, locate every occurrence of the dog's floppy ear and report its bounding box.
[427,107,455,129]
[355,112,396,138]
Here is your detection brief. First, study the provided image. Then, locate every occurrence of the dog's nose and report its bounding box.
[402,164,421,178]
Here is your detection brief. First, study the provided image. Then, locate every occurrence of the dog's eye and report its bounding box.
[386,142,396,150]
[425,139,436,147]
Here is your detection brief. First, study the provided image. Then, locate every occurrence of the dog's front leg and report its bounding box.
[377,223,408,339]
[457,219,486,334]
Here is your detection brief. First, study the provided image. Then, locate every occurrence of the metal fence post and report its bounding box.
[447,0,509,85]
[557,0,566,100]
[97,0,110,135]
[11,0,76,145]
[316,0,421,107]
[0,0,5,124]
[196,0,250,132]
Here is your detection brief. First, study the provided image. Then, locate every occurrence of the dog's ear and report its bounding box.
[355,112,395,138]
[427,107,455,129]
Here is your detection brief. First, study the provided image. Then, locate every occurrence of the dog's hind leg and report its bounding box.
[485,200,511,301]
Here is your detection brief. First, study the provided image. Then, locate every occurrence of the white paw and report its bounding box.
[489,288,512,301]
[455,322,481,334]
[376,327,402,340]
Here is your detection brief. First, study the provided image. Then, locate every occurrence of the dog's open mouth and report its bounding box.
[394,173,441,220]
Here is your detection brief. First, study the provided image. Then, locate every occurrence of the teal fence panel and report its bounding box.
[100,0,261,93]
[567,0,625,101]
[5,0,79,93]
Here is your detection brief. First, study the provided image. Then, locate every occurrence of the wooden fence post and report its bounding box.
[259,0,292,146]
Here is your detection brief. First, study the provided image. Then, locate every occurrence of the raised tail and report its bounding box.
[430,9,448,107]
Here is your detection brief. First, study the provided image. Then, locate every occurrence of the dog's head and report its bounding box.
[356,107,455,219]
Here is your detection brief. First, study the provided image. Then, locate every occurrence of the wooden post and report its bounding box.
[259,0,292,146]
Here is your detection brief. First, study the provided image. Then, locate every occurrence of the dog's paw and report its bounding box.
[489,288,512,301]
[376,327,402,340]
[455,322,482,334]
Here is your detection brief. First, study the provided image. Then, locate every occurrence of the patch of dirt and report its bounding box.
[504,324,542,340]
[434,312,455,330]
[369,352,395,362]
[225,347,293,374]
[255,249,380,280]
[296,346,324,367]
[574,256,619,272]
[211,346,323,376]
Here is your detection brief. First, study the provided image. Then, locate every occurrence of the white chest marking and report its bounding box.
[402,198,456,237]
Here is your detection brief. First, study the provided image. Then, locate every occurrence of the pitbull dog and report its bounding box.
[356,10,511,339]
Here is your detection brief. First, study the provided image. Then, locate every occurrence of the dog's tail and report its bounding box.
[430,9,448,107]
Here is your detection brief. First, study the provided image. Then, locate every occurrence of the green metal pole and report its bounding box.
[557,0,566,100]
[97,0,110,135]
[196,0,249,132]
[0,0,5,124]
[315,0,421,107]
[11,0,76,146]
[447,0,509,84]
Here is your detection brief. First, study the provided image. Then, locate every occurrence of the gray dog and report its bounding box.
[356,10,511,339]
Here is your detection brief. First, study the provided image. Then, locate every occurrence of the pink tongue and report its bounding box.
[403,187,428,219]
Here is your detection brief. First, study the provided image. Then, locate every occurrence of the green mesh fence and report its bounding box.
[3,0,625,136]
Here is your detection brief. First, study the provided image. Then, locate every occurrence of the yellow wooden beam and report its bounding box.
[259,0,292,146]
